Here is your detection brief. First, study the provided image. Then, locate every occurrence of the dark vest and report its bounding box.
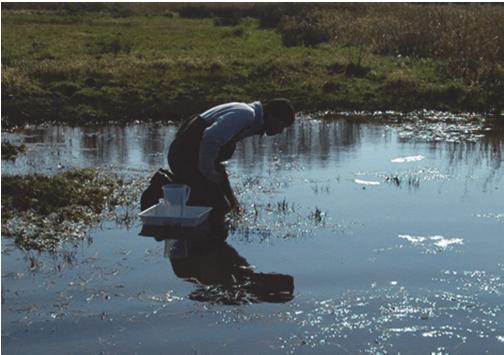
[168,115,238,175]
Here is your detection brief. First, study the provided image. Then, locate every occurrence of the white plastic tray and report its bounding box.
[139,203,212,227]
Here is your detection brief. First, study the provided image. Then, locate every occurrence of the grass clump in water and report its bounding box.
[1,141,26,160]
[1,169,122,250]
[309,207,326,225]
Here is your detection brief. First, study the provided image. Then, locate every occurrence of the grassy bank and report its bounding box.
[1,4,503,128]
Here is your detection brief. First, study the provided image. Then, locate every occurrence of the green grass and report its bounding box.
[1,9,502,128]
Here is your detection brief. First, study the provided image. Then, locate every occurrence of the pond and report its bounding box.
[2,113,504,354]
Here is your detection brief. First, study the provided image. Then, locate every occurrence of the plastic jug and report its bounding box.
[162,184,191,216]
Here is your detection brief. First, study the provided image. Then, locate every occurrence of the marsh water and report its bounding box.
[2,113,504,354]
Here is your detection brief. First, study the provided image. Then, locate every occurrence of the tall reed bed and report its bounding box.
[279,4,503,82]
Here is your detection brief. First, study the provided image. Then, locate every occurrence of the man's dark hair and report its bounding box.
[264,98,295,126]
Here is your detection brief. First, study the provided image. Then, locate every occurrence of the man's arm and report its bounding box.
[198,110,254,182]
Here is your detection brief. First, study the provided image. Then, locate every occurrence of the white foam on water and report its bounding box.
[387,327,418,333]
[422,330,438,337]
[398,234,464,252]
[398,234,427,244]
[430,236,464,249]
[497,335,504,343]
[353,179,380,186]
[474,213,504,223]
[391,155,425,163]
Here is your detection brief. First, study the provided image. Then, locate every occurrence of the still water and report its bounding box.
[2,115,503,354]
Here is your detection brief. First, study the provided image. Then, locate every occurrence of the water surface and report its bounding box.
[2,115,503,354]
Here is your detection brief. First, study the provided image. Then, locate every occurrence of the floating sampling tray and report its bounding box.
[139,203,212,228]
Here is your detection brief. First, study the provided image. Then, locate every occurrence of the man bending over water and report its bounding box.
[168,99,295,227]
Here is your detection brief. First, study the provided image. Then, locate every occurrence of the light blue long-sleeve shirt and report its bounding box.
[198,101,264,180]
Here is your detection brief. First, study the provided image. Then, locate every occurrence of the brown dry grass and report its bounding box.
[311,4,503,82]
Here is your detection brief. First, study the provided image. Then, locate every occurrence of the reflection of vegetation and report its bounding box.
[1,141,26,160]
[1,169,140,250]
[1,3,502,128]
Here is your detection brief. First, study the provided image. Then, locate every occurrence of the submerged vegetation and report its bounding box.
[1,3,503,128]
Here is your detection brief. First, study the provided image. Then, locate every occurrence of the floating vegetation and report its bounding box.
[395,111,488,143]
[337,110,491,143]
[384,175,401,186]
[229,175,341,242]
[362,167,450,190]
[1,141,26,160]
[229,200,334,242]
[354,171,425,190]
[3,208,97,251]
[189,283,261,305]
[138,291,183,304]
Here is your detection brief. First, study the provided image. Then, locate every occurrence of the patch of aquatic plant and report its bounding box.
[1,169,111,250]
[228,172,348,242]
[99,171,148,228]
[335,109,487,122]
[375,168,450,186]
[19,243,83,273]
[229,194,337,242]
[189,283,260,306]
[341,110,492,143]
[2,207,98,251]
[396,121,487,143]
[309,207,326,225]
[137,290,183,304]
[275,199,295,214]
[1,169,116,219]
[384,175,420,189]
[1,141,26,160]
[1,168,147,250]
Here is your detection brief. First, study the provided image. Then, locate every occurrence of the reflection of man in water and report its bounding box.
[168,99,295,225]
[168,241,294,305]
